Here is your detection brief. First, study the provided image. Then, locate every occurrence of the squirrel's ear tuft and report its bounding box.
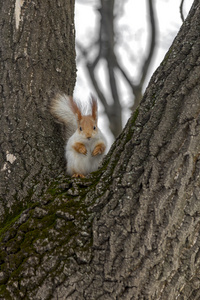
[91,95,98,121]
[69,96,82,121]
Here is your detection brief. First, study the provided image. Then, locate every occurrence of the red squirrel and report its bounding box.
[50,94,107,178]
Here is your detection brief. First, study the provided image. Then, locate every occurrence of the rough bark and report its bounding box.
[0,0,76,223]
[1,0,200,299]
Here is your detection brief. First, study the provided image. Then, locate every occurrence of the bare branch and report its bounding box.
[114,0,157,112]
[180,0,185,22]
[76,0,158,136]
[140,0,157,86]
[99,0,123,136]
[115,60,138,92]
[87,62,109,112]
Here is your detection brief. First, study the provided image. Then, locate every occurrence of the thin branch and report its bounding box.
[76,22,110,113]
[115,59,138,92]
[114,0,157,112]
[76,0,158,136]
[140,0,157,86]
[87,62,110,113]
[180,0,185,22]
[100,0,121,107]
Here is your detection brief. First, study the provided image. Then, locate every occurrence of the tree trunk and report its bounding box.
[0,0,76,223]
[1,0,200,299]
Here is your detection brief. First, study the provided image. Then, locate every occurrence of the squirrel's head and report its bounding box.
[70,96,98,140]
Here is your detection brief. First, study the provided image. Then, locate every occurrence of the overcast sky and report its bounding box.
[74,0,193,145]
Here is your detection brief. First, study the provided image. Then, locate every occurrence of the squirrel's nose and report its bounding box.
[86,132,92,140]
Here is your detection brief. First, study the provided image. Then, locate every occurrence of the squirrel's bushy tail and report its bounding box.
[50,94,77,137]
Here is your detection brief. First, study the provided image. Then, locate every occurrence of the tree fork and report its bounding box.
[1,0,200,299]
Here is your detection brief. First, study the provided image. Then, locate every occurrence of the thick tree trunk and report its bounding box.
[1,0,200,299]
[0,0,76,224]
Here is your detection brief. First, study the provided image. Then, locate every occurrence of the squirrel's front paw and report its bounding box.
[73,142,87,155]
[72,173,85,178]
[92,143,106,156]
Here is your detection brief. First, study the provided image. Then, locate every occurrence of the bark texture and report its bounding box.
[0,0,76,223]
[1,0,200,299]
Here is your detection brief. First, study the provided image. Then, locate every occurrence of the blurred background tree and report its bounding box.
[75,0,192,141]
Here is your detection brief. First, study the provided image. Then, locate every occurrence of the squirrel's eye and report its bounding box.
[80,127,82,131]
[93,126,96,130]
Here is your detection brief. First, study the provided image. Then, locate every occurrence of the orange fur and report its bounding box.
[79,116,97,139]
[72,173,85,178]
[73,142,87,155]
[91,96,98,121]
[92,142,106,156]
[69,96,82,121]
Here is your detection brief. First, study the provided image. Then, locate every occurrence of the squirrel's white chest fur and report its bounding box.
[65,130,106,176]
